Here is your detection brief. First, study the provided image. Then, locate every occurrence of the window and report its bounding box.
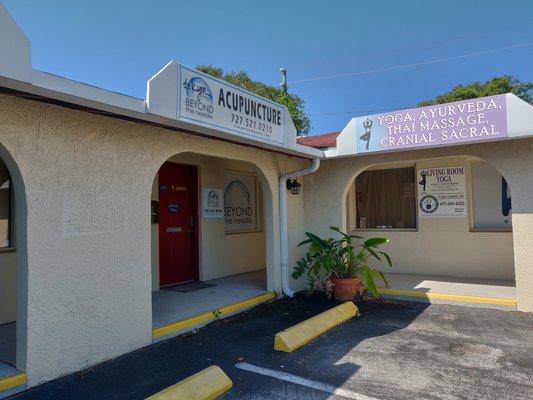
[471,161,512,230]
[354,167,417,229]
[0,160,12,248]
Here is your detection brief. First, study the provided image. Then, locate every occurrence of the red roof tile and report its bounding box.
[297,131,340,149]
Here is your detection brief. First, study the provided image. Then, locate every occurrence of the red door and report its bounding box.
[158,162,198,286]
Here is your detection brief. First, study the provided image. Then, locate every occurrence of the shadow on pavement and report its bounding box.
[9,293,430,399]
[220,294,429,399]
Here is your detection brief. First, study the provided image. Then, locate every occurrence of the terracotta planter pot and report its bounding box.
[330,277,363,301]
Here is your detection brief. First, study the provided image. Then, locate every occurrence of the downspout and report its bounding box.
[279,157,320,297]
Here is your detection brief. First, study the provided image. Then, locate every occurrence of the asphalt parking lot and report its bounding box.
[10,295,533,400]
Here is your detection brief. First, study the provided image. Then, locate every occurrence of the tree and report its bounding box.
[196,65,311,135]
[418,75,533,106]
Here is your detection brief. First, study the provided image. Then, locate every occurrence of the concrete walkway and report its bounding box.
[0,322,15,367]
[0,321,24,398]
[152,270,266,328]
[377,272,516,309]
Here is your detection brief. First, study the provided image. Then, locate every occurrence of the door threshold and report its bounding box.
[160,279,194,288]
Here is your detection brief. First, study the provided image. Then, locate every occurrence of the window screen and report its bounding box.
[355,167,416,229]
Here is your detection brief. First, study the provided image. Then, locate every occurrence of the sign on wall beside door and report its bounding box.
[417,166,466,218]
[223,171,258,233]
[202,187,224,219]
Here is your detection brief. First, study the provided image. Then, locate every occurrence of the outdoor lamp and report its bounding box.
[286,178,301,195]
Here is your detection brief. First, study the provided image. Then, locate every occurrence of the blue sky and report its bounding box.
[3,0,533,135]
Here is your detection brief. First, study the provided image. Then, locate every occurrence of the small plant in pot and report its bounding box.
[292,226,392,301]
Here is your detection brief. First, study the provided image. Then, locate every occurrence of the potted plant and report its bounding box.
[292,226,392,301]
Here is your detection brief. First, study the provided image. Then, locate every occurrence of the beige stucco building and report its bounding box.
[304,139,532,300]
[0,3,532,397]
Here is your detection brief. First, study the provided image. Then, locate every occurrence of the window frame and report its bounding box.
[0,175,15,253]
[468,160,513,233]
[351,163,419,232]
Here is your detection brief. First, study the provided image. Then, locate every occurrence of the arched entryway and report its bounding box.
[0,143,27,377]
[149,152,274,337]
[342,155,516,308]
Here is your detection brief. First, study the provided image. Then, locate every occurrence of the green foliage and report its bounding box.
[196,64,311,135]
[418,75,533,106]
[291,226,392,296]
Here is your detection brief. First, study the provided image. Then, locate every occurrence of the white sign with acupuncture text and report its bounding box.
[178,65,286,145]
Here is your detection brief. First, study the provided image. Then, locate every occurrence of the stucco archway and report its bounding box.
[147,150,277,334]
[147,151,276,287]
[0,141,28,372]
[340,155,515,281]
[304,141,533,308]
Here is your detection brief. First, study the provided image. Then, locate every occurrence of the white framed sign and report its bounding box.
[202,187,224,219]
[417,166,466,218]
[178,65,286,145]
[223,171,258,233]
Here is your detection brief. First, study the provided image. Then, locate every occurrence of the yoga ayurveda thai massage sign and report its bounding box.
[356,94,507,153]
[417,166,466,218]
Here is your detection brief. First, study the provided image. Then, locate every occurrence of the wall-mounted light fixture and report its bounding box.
[286,178,301,195]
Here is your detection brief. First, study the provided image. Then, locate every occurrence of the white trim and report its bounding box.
[0,75,322,159]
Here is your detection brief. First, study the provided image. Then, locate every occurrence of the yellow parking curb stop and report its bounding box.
[145,365,232,400]
[274,301,358,353]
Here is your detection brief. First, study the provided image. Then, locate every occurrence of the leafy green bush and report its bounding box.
[292,226,392,296]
